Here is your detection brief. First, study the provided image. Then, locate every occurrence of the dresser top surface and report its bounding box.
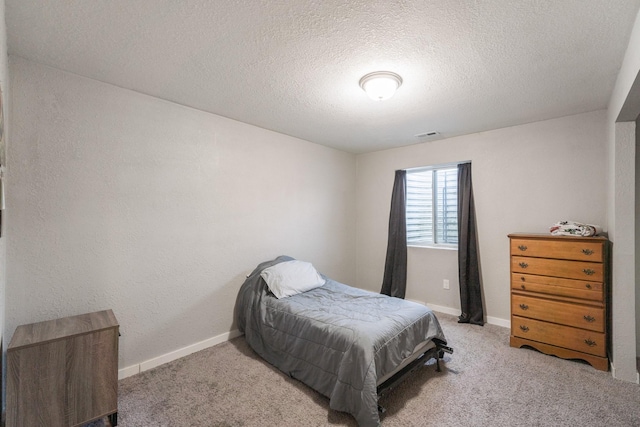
[8,309,119,350]
[508,233,608,242]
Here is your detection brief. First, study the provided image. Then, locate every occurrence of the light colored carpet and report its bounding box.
[95,312,640,426]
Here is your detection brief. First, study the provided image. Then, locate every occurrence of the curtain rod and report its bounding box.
[404,160,471,172]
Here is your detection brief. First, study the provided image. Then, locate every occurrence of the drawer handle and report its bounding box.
[582,249,594,256]
[583,315,596,323]
[585,283,592,289]
[519,325,529,332]
[518,245,528,251]
[582,269,596,276]
[519,303,529,310]
[519,262,529,269]
[520,284,526,290]
[584,339,597,347]
[520,276,525,282]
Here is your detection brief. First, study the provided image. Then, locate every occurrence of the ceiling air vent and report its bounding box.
[414,131,440,139]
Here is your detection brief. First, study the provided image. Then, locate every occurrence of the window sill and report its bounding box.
[408,244,458,251]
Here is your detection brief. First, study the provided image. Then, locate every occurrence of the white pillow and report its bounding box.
[260,260,326,299]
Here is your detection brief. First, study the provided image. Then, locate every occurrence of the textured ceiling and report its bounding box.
[6,1,640,154]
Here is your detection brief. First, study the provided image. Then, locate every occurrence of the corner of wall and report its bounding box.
[0,0,8,417]
[606,4,640,385]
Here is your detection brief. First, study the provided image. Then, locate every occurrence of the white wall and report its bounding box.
[6,56,356,373]
[356,111,608,324]
[0,0,6,408]
[607,7,640,383]
[637,115,640,365]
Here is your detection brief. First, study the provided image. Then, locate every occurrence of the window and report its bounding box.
[406,166,458,246]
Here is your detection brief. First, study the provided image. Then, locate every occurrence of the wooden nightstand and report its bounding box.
[7,310,119,427]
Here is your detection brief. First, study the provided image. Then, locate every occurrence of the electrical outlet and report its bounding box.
[443,279,450,290]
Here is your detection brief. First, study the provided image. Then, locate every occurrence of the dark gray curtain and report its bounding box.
[381,170,407,299]
[457,163,484,325]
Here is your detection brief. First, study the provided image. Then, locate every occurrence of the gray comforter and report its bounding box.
[235,256,447,427]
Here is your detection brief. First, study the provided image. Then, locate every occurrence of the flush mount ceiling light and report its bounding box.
[359,71,403,101]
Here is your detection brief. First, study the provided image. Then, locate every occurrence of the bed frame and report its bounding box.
[376,340,453,413]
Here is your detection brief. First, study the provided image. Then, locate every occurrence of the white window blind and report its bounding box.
[406,167,458,246]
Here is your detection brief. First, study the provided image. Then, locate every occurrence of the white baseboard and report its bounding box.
[408,300,510,329]
[421,302,459,317]
[118,364,141,380]
[118,302,511,380]
[486,315,510,328]
[608,361,640,384]
[118,329,242,380]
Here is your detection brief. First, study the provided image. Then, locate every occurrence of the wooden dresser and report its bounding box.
[7,310,119,427]
[508,234,609,371]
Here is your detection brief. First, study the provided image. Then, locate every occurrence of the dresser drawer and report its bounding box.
[511,294,604,332]
[511,273,603,301]
[511,256,603,281]
[511,238,603,262]
[512,316,606,357]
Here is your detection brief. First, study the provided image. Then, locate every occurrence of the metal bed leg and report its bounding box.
[108,412,118,426]
[434,343,453,373]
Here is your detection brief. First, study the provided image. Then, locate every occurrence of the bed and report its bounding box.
[235,256,450,427]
